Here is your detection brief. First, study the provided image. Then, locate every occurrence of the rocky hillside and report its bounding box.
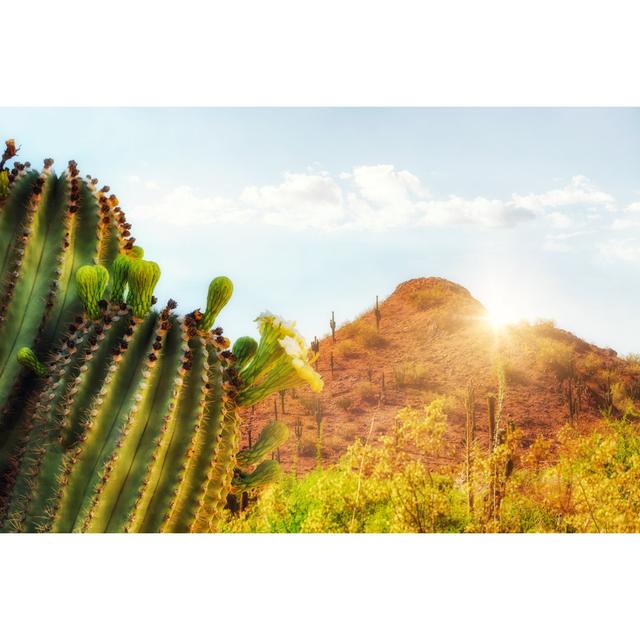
[243,277,638,472]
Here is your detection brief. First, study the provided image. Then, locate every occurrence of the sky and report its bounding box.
[2,107,640,353]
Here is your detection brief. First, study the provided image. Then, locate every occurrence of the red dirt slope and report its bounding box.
[243,277,635,472]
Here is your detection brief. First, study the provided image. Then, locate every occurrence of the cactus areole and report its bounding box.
[0,141,323,533]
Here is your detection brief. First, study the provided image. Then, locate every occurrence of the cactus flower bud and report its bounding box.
[199,276,233,332]
[129,245,144,259]
[16,346,47,377]
[232,336,258,365]
[236,420,288,467]
[232,459,282,492]
[110,254,132,305]
[76,264,109,319]
[126,259,160,317]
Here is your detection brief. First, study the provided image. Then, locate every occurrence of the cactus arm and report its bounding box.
[162,339,224,532]
[191,396,240,532]
[0,172,68,411]
[83,312,183,532]
[135,333,208,533]
[52,313,157,532]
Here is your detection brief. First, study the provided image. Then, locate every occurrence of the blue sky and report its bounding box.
[2,108,640,353]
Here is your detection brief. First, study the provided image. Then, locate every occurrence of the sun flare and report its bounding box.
[484,308,515,331]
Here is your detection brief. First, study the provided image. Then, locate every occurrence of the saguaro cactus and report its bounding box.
[329,311,336,343]
[0,141,323,533]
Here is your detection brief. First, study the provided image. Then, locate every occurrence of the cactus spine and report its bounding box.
[0,141,323,533]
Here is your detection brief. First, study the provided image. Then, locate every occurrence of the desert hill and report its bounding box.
[243,277,637,472]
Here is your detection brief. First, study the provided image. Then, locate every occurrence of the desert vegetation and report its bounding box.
[223,399,640,533]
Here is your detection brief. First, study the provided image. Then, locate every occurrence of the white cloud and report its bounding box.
[511,175,616,213]
[419,197,533,228]
[545,211,572,229]
[127,166,628,235]
[625,202,640,214]
[599,238,640,263]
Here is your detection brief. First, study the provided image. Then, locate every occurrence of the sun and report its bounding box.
[484,308,514,332]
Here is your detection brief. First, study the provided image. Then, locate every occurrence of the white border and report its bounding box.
[2,1,640,637]
[3,0,640,105]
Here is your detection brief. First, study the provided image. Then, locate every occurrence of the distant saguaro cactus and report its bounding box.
[294,417,303,454]
[330,311,336,343]
[487,393,497,450]
[374,295,381,331]
[311,336,320,370]
[464,381,476,514]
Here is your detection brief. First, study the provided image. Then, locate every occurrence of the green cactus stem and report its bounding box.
[0,141,322,533]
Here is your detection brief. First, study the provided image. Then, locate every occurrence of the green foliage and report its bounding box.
[223,399,640,533]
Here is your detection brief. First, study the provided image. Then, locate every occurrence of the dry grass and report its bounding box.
[355,380,378,404]
[335,338,363,359]
[410,286,448,310]
[393,361,429,389]
[336,396,353,412]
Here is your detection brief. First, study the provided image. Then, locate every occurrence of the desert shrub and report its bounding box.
[342,322,386,349]
[336,396,353,411]
[298,395,319,415]
[355,380,378,404]
[533,319,557,337]
[335,338,362,359]
[537,337,575,380]
[299,438,317,458]
[611,381,638,415]
[351,324,387,349]
[625,353,640,366]
[393,361,429,389]
[499,359,527,385]
[410,286,448,310]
